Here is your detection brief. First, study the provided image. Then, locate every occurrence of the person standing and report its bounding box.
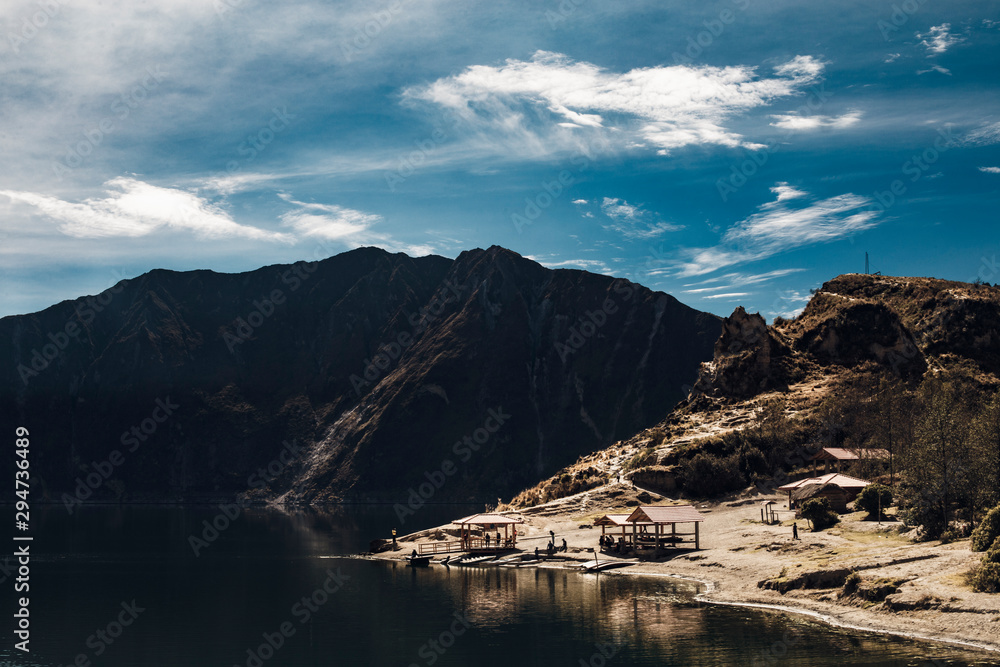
[792,522,799,540]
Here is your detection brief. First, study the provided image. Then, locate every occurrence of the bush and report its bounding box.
[677,452,744,498]
[855,484,893,521]
[624,446,658,471]
[801,497,840,531]
[971,562,1000,593]
[842,571,861,596]
[971,504,1000,552]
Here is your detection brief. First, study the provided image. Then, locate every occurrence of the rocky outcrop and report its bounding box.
[795,300,926,377]
[690,307,797,399]
[0,246,720,504]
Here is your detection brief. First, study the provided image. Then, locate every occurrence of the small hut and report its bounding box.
[792,482,850,514]
[810,447,889,474]
[779,472,871,509]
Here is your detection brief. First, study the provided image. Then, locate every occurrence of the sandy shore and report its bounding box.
[374,483,1000,655]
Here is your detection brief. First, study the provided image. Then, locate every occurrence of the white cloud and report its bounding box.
[917,24,964,55]
[405,50,826,157]
[0,177,292,241]
[673,186,880,277]
[967,122,1000,146]
[702,292,751,299]
[279,197,382,241]
[277,194,432,256]
[884,53,901,63]
[600,197,683,239]
[917,65,952,76]
[572,199,589,205]
[979,167,1000,174]
[770,109,862,130]
[533,257,613,274]
[770,183,808,202]
[682,268,805,293]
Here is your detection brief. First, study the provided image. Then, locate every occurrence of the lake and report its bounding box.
[5,505,998,666]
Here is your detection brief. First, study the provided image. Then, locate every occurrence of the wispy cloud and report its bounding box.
[404,51,826,158]
[600,197,683,239]
[884,53,902,63]
[770,109,862,130]
[530,257,613,274]
[682,268,805,293]
[966,121,1000,146]
[673,186,880,277]
[702,292,751,300]
[917,23,964,55]
[0,177,292,242]
[770,183,808,202]
[917,65,952,76]
[278,194,433,256]
[979,167,1000,174]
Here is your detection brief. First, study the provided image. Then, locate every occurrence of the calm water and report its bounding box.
[3,505,998,666]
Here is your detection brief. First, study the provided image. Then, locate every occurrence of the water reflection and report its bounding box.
[11,505,1000,667]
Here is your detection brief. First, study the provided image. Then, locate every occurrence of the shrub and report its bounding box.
[855,484,893,521]
[623,446,658,471]
[801,497,840,531]
[971,562,1000,593]
[677,452,744,498]
[971,504,1000,552]
[842,571,861,597]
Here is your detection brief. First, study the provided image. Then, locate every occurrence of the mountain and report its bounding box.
[506,273,1000,507]
[0,246,720,505]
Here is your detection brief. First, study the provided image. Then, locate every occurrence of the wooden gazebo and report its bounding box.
[593,513,639,549]
[454,513,524,553]
[625,505,705,550]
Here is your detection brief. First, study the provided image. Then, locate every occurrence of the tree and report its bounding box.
[972,504,1000,552]
[856,484,893,521]
[970,392,1000,509]
[898,373,977,538]
[801,497,839,531]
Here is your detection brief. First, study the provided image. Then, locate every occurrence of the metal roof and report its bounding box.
[778,472,871,491]
[625,504,705,524]
[811,447,890,461]
[453,513,524,525]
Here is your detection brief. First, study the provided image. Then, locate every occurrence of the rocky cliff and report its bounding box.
[506,273,1000,507]
[0,246,720,504]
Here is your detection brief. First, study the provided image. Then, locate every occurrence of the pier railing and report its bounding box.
[417,541,464,555]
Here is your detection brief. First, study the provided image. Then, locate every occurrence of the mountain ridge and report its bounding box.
[1,246,720,505]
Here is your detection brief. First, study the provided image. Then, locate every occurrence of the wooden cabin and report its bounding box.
[792,482,850,514]
[810,447,889,474]
[779,472,870,510]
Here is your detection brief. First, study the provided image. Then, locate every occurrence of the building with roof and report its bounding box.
[810,447,889,474]
[778,472,871,509]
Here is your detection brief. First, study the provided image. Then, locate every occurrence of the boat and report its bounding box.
[406,554,432,567]
[456,555,495,566]
[579,560,633,572]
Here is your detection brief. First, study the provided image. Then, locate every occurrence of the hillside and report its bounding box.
[506,273,1000,507]
[0,246,720,504]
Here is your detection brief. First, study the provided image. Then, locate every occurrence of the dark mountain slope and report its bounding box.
[1,246,720,504]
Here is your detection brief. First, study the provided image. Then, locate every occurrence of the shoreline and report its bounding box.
[374,485,1000,657]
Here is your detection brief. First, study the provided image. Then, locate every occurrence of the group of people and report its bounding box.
[599,534,626,553]
[482,530,516,549]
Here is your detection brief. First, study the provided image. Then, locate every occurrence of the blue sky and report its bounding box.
[1,0,998,320]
